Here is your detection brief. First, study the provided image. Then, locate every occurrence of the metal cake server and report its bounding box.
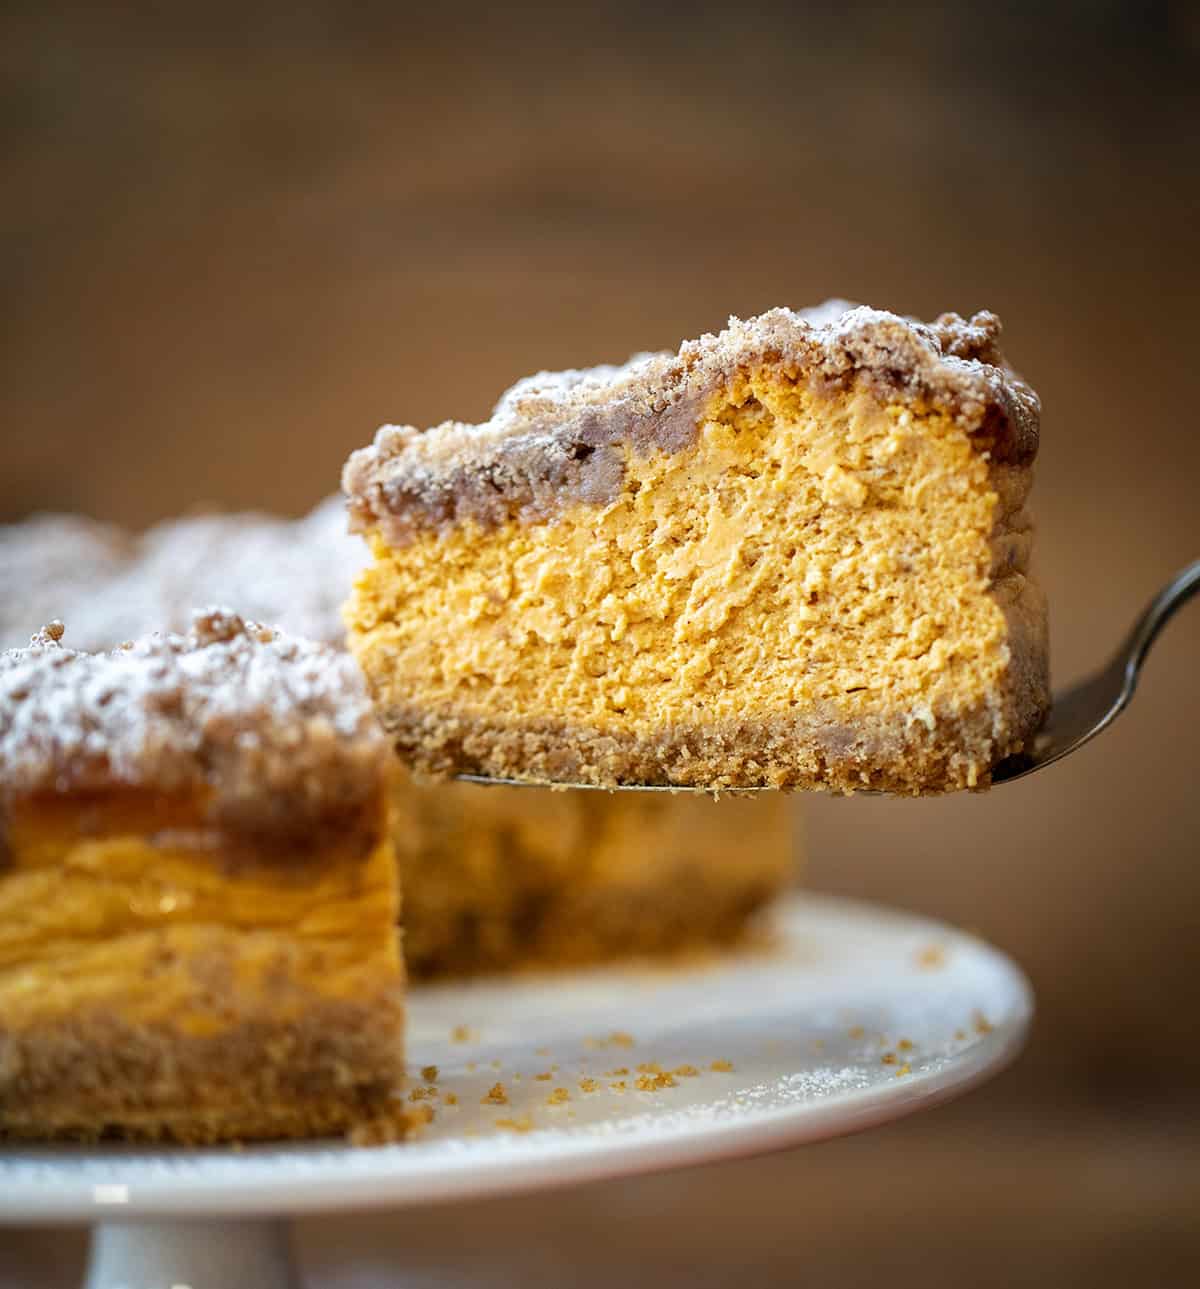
[456,559,1200,793]
[988,557,1200,785]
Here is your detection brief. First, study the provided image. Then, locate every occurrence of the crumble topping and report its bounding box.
[0,610,386,846]
[480,1082,509,1106]
[343,303,1040,544]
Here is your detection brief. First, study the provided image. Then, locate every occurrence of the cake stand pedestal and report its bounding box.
[85,1218,295,1289]
[2,894,1033,1289]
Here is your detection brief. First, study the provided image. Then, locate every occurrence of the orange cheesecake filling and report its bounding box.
[0,789,400,1036]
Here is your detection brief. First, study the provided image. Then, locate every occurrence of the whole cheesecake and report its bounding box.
[342,304,1049,794]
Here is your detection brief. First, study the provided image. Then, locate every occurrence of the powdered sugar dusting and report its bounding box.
[0,497,365,653]
[489,352,662,425]
[0,610,386,842]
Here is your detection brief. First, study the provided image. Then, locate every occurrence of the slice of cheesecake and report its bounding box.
[343,304,1049,794]
[0,611,406,1143]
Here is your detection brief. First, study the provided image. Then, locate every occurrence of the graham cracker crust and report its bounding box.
[376,683,1047,795]
[0,992,407,1144]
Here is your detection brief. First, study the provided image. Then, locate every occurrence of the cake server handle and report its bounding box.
[85,1217,297,1289]
[1117,558,1200,689]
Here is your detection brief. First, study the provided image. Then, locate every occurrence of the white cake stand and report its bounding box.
[0,894,1032,1289]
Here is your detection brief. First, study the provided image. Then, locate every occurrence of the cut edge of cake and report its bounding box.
[342,304,1050,795]
[0,612,410,1144]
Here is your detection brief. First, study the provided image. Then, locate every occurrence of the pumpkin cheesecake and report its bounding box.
[343,304,1049,794]
[0,611,405,1142]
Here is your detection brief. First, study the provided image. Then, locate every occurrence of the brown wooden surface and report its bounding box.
[2,3,1198,1283]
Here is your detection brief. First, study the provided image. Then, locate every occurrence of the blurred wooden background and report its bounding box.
[3,1,1198,1284]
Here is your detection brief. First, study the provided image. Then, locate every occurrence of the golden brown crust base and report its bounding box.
[0,992,406,1144]
[377,682,1048,795]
